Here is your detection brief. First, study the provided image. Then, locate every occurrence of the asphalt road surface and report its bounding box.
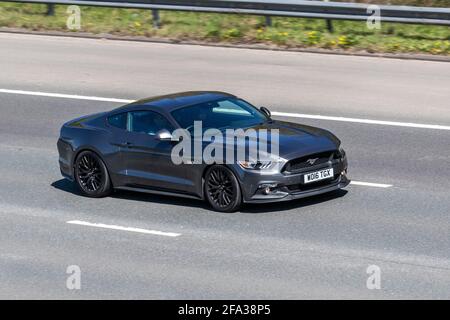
[0,33,449,299]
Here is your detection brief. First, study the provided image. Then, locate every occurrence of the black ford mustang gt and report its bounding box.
[58,91,349,212]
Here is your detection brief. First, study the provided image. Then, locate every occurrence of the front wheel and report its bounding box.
[74,150,112,198]
[204,165,242,212]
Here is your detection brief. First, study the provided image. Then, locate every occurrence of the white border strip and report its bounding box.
[67,220,181,237]
[2,88,449,131]
[350,181,392,188]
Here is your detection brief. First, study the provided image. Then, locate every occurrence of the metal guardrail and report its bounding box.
[4,0,450,26]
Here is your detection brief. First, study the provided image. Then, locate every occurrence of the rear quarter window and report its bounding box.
[108,113,127,130]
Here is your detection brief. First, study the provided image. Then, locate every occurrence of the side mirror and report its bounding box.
[260,106,271,118]
[156,129,177,142]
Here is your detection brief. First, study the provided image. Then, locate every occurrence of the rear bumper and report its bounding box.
[57,138,74,181]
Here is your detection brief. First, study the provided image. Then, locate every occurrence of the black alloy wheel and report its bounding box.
[74,151,112,197]
[205,165,242,212]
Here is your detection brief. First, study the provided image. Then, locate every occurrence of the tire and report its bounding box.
[204,165,242,212]
[74,150,112,198]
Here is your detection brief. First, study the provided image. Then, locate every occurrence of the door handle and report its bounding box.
[116,142,134,148]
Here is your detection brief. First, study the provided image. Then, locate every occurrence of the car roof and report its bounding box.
[112,91,236,113]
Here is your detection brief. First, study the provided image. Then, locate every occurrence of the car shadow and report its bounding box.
[51,178,348,213]
[111,190,208,210]
[51,178,208,209]
[51,178,84,196]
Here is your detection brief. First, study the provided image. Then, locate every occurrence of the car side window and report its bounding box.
[107,112,128,130]
[129,111,174,135]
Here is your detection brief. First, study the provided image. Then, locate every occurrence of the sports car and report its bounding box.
[58,91,349,212]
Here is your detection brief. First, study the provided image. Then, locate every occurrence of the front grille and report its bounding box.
[283,150,340,173]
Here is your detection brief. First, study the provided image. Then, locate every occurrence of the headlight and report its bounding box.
[238,160,275,170]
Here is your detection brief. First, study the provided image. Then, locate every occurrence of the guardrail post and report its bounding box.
[324,0,333,32]
[152,9,160,29]
[46,4,55,16]
[326,19,333,33]
[265,16,272,27]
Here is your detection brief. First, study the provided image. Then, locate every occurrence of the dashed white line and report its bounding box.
[66,220,181,237]
[2,88,450,131]
[350,181,393,188]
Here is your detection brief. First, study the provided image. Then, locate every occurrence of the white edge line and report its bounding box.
[66,220,181,237]
[0,89,133,104]
[350,181,393,188]
[2,88,450,131]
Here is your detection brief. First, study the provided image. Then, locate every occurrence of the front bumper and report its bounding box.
[234,156,349,203]
[243,174,350,203]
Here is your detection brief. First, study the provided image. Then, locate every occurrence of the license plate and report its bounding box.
[304,168,334,184]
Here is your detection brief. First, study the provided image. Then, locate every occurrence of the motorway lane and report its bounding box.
[0,33,450,125]
[0,33,449,298]
[0,94,449,298]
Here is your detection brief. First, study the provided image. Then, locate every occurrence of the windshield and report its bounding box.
[171,98,268,131]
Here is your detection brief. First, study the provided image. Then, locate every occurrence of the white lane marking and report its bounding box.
[0,89,132,103]
[271,112,450,131]
[2,88,450,131]
[67,220,181,237]
[350,181,393,188]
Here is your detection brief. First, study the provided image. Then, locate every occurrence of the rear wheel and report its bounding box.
[204,165,242,212]
[74,151,112,198]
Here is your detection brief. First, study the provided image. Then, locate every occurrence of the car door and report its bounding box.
[122,110,194,194]
[105,111,130,186]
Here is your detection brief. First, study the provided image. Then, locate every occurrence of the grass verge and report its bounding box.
[0,3,449,55]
